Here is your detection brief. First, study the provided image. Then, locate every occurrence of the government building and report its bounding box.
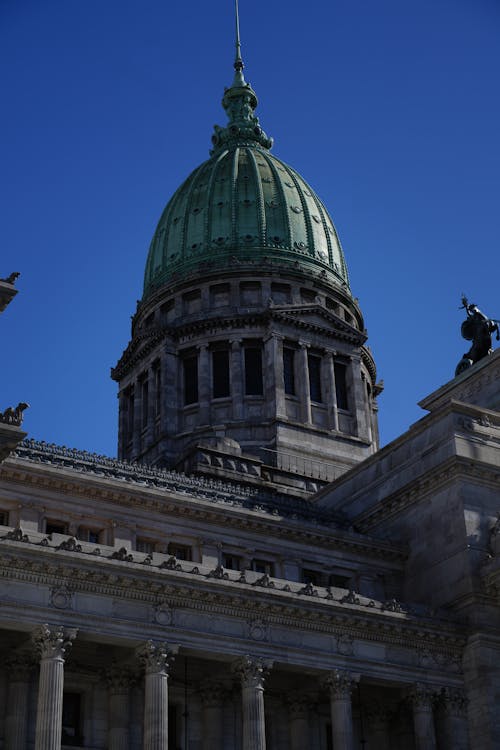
[0,24,499,750]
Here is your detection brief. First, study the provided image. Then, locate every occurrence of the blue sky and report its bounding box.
[1,0,499,457]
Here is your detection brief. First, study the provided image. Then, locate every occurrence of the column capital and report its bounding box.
[136,640,176,675]
[32,624,77,661]
[232,655,272,689]
[438,686,467,717]
[407,683,437,711]
[287,691,315,718]
[5,650,36,679]
[263,332,285,343]
[199,678,228,707]
[298,340,310,350]
[229,338,243,347]
[324,669,356,700]
[105,664,137,694]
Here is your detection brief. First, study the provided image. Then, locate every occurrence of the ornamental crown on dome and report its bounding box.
[210,67,273,154]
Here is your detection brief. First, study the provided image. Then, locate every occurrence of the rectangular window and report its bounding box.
[244,347,263,395]
[270,283,291,305]
[302,568,324,586]
[141,377,149,428]
[308,354,323,402]
[127,388,135,437]
[210,283,230,308]
[62,692,82,746]
[137,538,155,554]
[168,543,192,561]
[222,553,241,571]
[46,521,68,535]
[334,362,348,410]
[283,348,296,395]
[240,281,261,306]
[154,363,161,416]
[212,349,230,398]
[329,573,352,588]
[252,559,274,576]
[183,355,198,405]
[0,511,8,526]
[78,527,101,544]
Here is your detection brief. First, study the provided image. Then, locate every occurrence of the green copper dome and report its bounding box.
[143,55,350,300]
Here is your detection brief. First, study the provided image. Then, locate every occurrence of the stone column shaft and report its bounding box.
[107,666,135,750]
[264,334,285,420]
[138,641,174,750]
[325,670,355,750]
[5,674,30,750]
[162,347,178,440]
[33,625,77,750]
[325,351,339,431]
[230,339,243,420]
[288,695,311,750]
[200,681,226,750]
[198,344,210,425]
[233,656,271,750]
[298,343,312,424]
[410,685,437,750]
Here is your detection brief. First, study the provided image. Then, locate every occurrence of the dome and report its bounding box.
[143,59,350,300]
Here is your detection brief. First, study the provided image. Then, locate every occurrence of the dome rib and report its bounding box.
[247,148,266,246]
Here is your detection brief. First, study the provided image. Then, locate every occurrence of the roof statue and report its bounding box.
[455,294,499,376]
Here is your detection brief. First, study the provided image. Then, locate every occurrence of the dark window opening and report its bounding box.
[302,568,324,586]
[168,543,192,561]
[308,354,323,402]
[329,573,352,589]
[283,348,296,395]
[137,538,155,554]
[141,378,149,428]
[334,362,348,410]
[183,355,198,405]
[46,521,68,536]
[62,692,82,746]
[154,363,161,416]
[0,511,8,526]
[168,705,177,750]
[127,388,135,438]
[222,553,241,571]
[212,349,230,398]
[252,559,274,576]
[78,527,100,544]
[326,723,333,750]
[244,347,263,395]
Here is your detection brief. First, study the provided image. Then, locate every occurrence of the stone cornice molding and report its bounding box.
[1,445,406,562]
[0,545,466,659]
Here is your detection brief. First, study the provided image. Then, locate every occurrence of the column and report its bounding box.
[106,665,135,750]
[324,350,339,431]
[198,344,210,425]
[132,377,142,458]
[199,679,226,750]
[298,342,312,424]
[118,389,128,459]
[325,670,355,750]
[287,692,311,750]
[4,652,34,750]
[365,701,392,750]
[33,624,77,750]
[348,355,369,440]
[162,346,178,437]
[137,641,174,750]
[230,339,243,420]
[264,333,285,420]
[439,688,468,750]
[233,655,271,750]
[408,684,437,750]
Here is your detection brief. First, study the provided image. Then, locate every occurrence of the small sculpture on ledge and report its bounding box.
[455,295,499,376]
[0,272,20,286]
[0,402,29,426]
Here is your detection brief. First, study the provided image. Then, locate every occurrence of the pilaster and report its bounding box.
[106,665,136,750]
[199,679,227,750]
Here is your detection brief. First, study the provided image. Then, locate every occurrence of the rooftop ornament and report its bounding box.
[455,294,499,376]
[210,0,273,155]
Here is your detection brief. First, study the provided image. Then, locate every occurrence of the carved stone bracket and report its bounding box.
[32,624,77,661]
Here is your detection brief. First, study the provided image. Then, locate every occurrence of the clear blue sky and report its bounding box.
[1,0,499,457]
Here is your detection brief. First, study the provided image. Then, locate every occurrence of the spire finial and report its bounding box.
[235,0,243,72]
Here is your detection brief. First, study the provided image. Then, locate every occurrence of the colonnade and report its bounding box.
[4,626,468,750]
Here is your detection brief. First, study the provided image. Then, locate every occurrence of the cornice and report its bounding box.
[1,442,407,562]
[0,540,465,655]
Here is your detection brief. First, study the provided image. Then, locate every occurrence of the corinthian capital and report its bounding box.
[32,624,77,661]
[136,640,175,675]
[232,655,272,689]
[324,669,355,700]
